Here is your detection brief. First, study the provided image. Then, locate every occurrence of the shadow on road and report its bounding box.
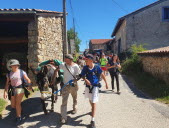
[0,96,90,128]
[0,97,43,127]
[121,74,150,99]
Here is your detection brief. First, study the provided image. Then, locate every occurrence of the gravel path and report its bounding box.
[0,74,169,128]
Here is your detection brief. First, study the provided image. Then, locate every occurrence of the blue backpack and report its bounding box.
[84,64,102,93]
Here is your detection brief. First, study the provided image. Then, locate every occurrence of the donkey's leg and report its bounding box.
[41,99,48,115]
[54,84,58,103]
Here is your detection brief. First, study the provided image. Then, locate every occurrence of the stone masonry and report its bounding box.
[140,55,169,84]
[27,15,63,84]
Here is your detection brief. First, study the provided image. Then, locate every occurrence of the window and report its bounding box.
[162,7,169,21]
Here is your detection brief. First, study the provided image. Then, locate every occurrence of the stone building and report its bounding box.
[0,9,63,82]
[138,46,169,84]
[111,0,169,54]
[89,39,115,54]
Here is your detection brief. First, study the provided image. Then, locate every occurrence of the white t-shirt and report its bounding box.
[59,63,81,84]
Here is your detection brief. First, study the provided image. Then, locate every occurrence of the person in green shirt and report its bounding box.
[100,54,108,76]
[72,53,77,63]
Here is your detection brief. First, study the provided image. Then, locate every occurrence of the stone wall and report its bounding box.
[114,20,127,54]
[140,55,169,84]
[27,16,63,85]
[37,16,63,62]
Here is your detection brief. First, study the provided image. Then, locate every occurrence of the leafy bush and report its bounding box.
[121,44,146,74]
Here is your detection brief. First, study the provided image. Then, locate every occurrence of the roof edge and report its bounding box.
[111,0,168,36]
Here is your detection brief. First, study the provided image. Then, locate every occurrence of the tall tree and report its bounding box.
[67,28,81,53]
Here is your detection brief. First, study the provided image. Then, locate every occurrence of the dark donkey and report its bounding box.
[36,64,62,114]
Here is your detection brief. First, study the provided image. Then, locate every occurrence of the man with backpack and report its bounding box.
[81,54,108,128]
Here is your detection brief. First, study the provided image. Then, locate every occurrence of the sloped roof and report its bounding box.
[0,8,62,14]
[138,46,169,55]
[90,39,114,45]
[111,0,168,37]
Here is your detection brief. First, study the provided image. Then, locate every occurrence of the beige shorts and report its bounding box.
[14,88,25,95]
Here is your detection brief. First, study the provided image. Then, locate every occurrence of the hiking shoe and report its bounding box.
[61,118,66,124]
[16,117,22,126]
[72,109,77,114]
[90,121,96,128]
[117,91,121,94]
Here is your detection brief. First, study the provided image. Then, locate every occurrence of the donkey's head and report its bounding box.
[36,65,51,99]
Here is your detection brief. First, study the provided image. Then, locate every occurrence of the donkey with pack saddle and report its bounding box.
[30,60,63,114]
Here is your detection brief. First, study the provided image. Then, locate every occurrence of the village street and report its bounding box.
[1,74,169,128]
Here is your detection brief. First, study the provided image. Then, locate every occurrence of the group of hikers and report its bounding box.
[3,52,121,128]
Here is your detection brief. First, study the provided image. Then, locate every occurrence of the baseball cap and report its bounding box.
[65,54,73,60]
[85,54,94,60]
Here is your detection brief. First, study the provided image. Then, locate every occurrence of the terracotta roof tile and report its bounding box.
[0,8,62,14]
[138,46,169,54]
[90,39,114,44]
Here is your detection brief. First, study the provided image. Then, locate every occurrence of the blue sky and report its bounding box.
[0,0,157,51]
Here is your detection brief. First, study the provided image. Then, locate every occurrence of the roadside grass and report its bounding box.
[0,98,7,119]
[121,44,169,105]
[125,71,169,104]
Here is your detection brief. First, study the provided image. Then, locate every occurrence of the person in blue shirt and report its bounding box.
[81,54,108,128]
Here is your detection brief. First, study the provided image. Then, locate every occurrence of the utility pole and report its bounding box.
[63,0,68,58]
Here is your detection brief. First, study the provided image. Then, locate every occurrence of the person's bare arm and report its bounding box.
[4,77,10,99]
[107,65,116,69]
[117,63,121,69]
[23,74,32,90]
[82,77,91,86]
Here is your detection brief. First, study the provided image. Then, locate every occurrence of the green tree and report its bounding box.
[67,28,81,53]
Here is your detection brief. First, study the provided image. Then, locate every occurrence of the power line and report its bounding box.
[69,0,76,40]
[69,0,84,40]
[111,0,128,14]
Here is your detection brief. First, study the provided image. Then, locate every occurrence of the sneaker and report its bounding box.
[117,91,121,94]
[16,117,22,126]
[61,118,66,124]
[90,121,96,128]
[72,109,77,114]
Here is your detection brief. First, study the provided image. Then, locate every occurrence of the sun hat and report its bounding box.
[10,59,20,66]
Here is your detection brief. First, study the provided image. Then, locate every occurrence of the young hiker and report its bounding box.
[3,59,31,125]
[81,54,108,128]
[107,54,121,94]
[99,53,108,76]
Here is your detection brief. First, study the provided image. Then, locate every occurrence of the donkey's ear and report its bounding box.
[43,65,48,75]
